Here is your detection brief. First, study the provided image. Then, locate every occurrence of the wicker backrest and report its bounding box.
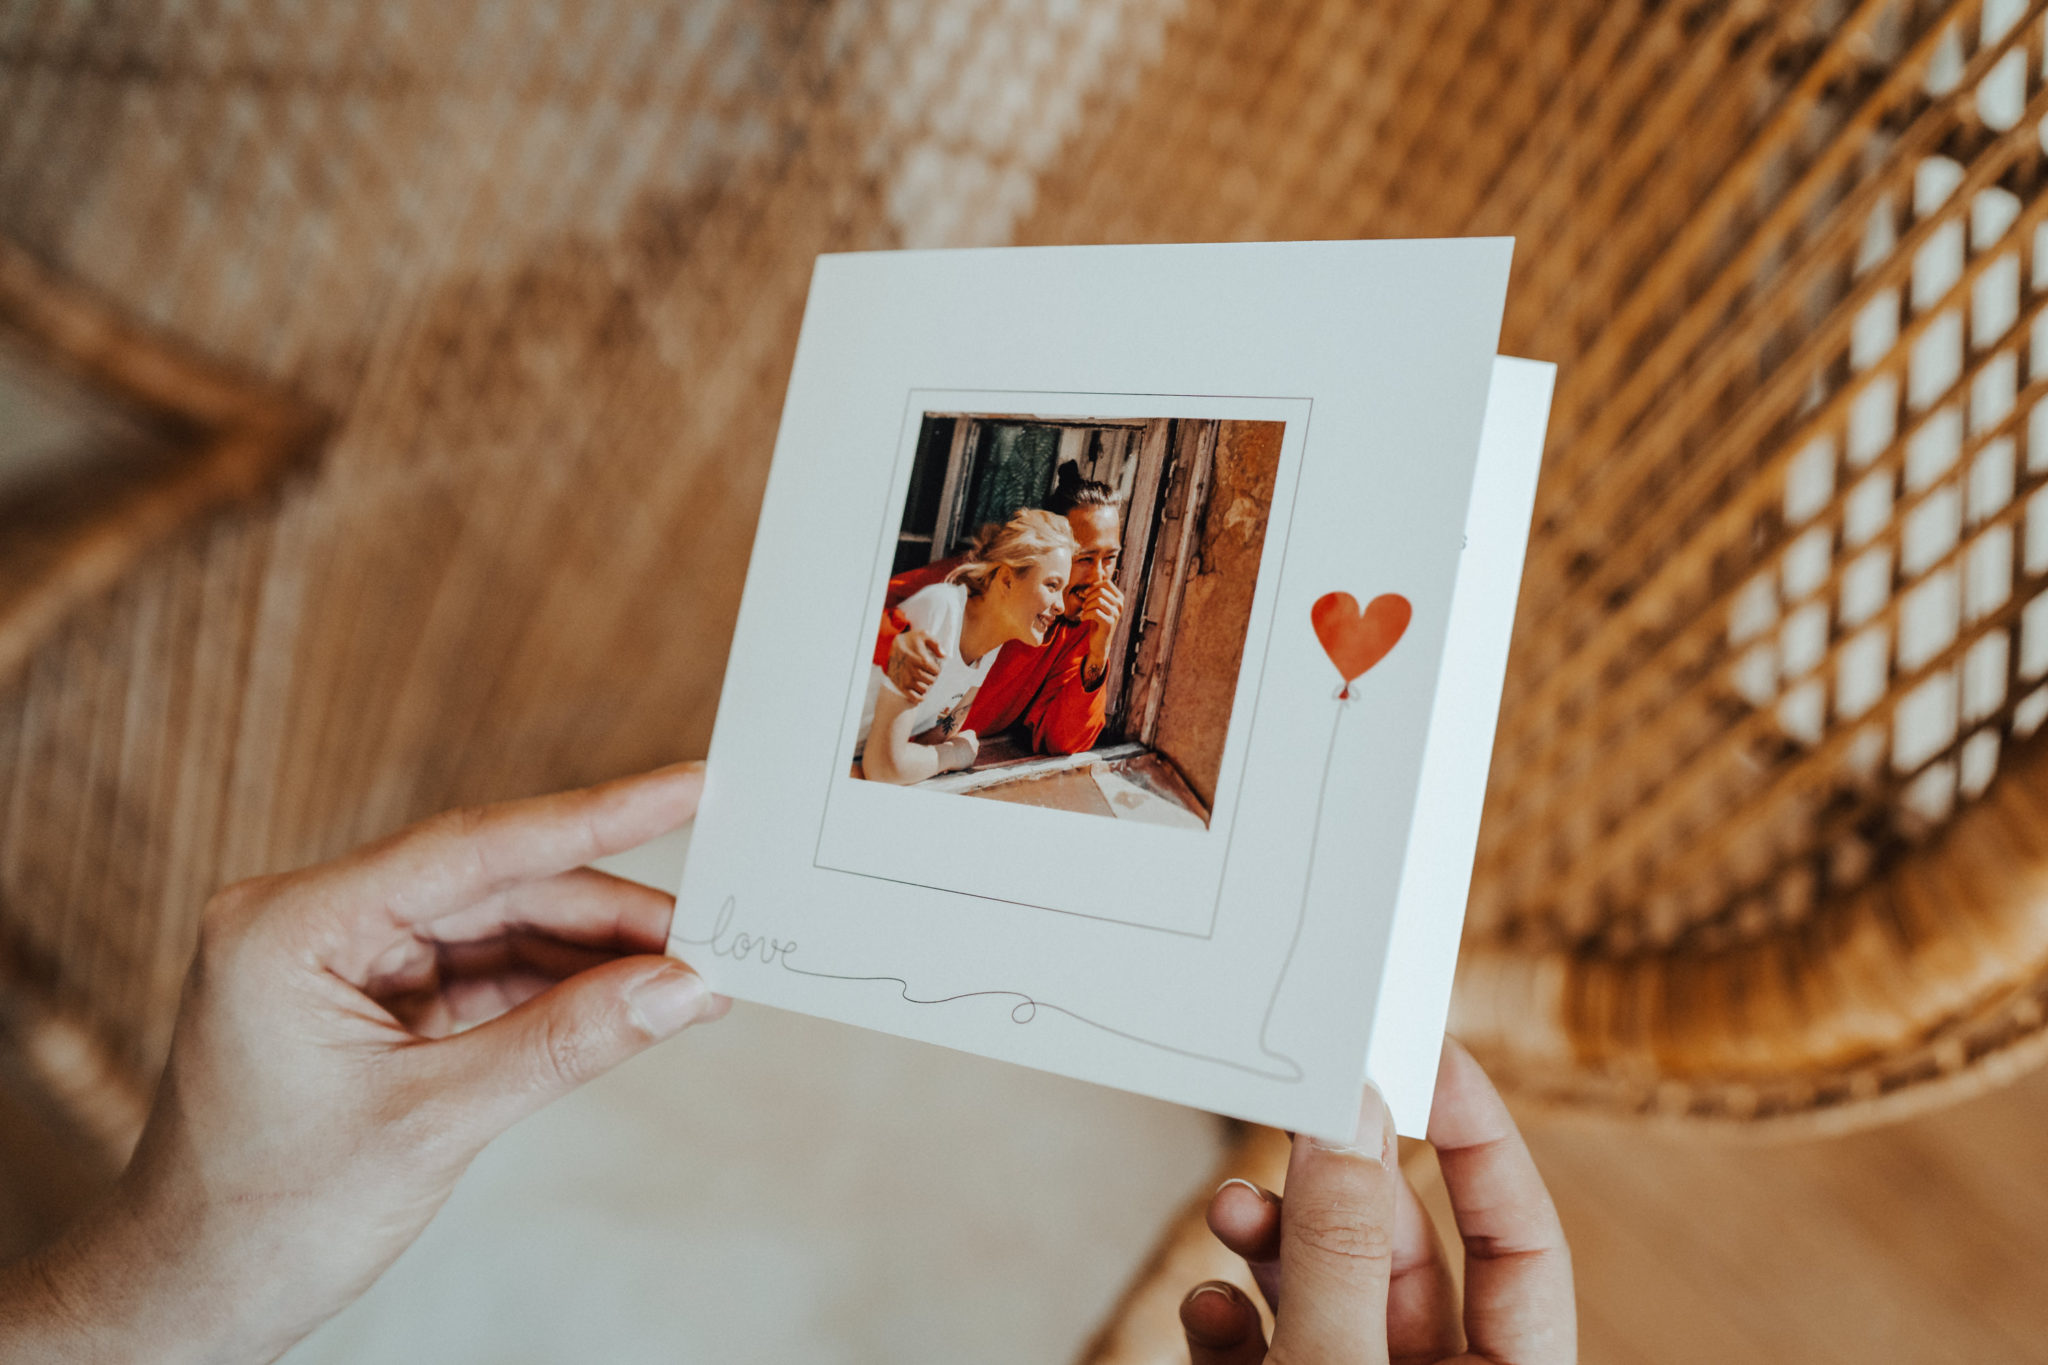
[1024,0,2048,1128]
[5,0,2048,1148]
[1444,0,2048,1129]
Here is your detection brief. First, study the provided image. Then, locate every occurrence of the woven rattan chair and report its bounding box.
[1446,0,2048,1136]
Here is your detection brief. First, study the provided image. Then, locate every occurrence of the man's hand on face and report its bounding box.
[1080,577,1125,686]
[888,626,946,700]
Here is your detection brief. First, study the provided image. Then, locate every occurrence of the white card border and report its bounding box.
[670,240,1515,1140]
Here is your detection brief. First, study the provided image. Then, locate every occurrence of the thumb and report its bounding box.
[427,956,725,1142]
[1269,1085,1397,1365]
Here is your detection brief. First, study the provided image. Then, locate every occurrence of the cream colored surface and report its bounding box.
[281,1003,1222,1365]
[276,830,1224,1364]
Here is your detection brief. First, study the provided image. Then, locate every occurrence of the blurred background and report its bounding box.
[5,0,2048,1359]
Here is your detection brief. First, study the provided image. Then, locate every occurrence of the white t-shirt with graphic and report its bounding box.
[857,582,996,758]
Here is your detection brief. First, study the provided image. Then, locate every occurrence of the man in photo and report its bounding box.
[873,471,1127,758]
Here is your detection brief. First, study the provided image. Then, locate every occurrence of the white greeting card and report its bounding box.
[667,241,1546,1140]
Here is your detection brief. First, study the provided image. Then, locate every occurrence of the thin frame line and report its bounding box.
[812,386,1312,939]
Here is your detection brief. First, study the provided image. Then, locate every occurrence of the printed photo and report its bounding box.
[851,411,1285,828]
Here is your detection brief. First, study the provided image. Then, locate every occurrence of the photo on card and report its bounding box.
[851,410,1285,831]
[816,389,1308,935]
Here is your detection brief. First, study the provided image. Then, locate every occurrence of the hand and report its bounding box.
[888,626,946,700]
[1079,578,1124,685]
[1179,1040,1574,1364]
[0,764,729,1365]
[935,728,980,773]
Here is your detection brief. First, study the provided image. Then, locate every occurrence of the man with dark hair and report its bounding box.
[874,474,1125,755]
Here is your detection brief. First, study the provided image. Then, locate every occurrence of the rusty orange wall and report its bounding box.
[1151,419,1283,809]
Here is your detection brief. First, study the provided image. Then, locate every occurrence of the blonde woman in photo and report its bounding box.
[857,508,1077,785]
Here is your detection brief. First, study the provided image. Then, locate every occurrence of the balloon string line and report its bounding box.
[686,665,1378,1091]
[1254,691,1348,1080]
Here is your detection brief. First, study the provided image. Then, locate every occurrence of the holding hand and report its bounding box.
[0,764,727,1365]
[888,625,947,700]
[1180,1040,1574,1364]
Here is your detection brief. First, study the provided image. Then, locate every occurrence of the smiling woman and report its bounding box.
[857,507,1077,785]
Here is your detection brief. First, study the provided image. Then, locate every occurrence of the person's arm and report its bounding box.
[1021,632,1110,755]
[1179,1039,1576,1365]
[882,622,946,701]
[0,765,729,1365]
[872,560,960,683]
[860,686,976,784]
[874,605,908,667]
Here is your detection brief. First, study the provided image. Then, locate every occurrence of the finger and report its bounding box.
[386,969,560,1037]
[420,954,728,1141]
[1180,1281,1267,1365]
[1429,1040,1575,1365]
[1387,1170,1461,1365]
[1207,1178,1283,1310]
[1268,1087,1398,1365]
[326,763,704,934]
[369,865,696,1032]
[426,866,675,952]
[1209,1165,1452,1352]
[432,929,623,984]
[350,867,677,996]
[380,922,670,1034]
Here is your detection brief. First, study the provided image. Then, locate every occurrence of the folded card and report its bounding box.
[666,240,1549,1140]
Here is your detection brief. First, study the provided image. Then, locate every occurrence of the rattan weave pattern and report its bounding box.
[1009,0,2048,1127]
[4,0,2048,1139]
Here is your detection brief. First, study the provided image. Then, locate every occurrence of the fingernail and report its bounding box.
[1182,1282,1238,1307]
[1179,1282,1253,1349]
[1311,1084,1390,1164]
[630,967,713,1037]
[1214,1177,1269,1203]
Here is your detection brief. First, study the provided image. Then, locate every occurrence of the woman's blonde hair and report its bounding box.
[946,507,1078,596]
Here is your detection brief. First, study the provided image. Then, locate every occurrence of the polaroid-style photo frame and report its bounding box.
[817,389,1309,936]
[670,241,1524,1140]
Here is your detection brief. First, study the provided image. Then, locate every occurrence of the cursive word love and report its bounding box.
[675,896,798,968]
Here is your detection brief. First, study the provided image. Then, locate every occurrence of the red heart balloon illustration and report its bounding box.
[1312,592,1411,697]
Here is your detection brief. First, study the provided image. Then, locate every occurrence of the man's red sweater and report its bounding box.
[873,557,1108,754]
